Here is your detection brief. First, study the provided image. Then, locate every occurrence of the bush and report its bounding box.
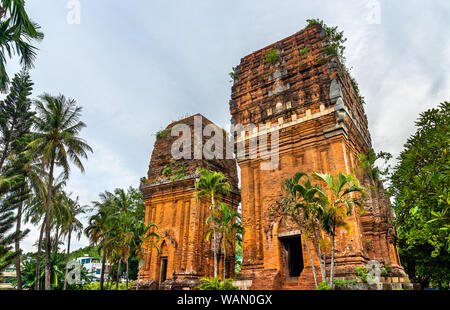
[264,49,280,65]
[355,266,369,283]
[316,281,332,290]
[198,276,238,290]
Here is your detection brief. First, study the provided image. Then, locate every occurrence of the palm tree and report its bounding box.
[206,202,242,280]
[85,191,114,290]
[134,222,160,290]
[62,195,85,290]
[24,174,66,290]
[313,172,366,287]
[194,168,232,278]
[29,94,92,290]
[0,1,44,92]
[277,172,327,288]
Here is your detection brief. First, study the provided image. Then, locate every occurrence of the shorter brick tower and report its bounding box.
[139,114,240,289]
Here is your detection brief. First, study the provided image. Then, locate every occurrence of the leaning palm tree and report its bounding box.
[0,0,44,92]
[206,202,242,280]
[313,172,366,287]
[194,168,232,278]
[62,195,85,290]
[29,94,92,290]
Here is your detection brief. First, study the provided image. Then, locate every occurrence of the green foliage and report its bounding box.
[358,148,392,190]
[80,281,132,290]
[156,128,170,139]
[264,49,280,65]
[348,72,366,105]
[299,47,309,56]
[389,102,450,289]
[306,19,347,62]
[0,0,44,92]
[85,186,160,289]
[162,161,186,182]
[355,266,369,283]
[365,239,372,251]
[21,252,93,290]
[316,281,332,290]
[162,162,173,178]
[333,278,358,288]
[317,58,327,65]
[197,276,238,290]
[381,265,391,279]
[229,67,237,83]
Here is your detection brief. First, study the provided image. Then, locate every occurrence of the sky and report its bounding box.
[4,0,449,253]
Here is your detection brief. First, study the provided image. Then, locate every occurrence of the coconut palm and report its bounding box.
[0,1,44,92]
[194,168,232,278]
[313,172,366,287]
[206,202,242,280]
[29,94,92,290]
[85,191,115,290]
[62,195,85,290]
[24,174,66,290]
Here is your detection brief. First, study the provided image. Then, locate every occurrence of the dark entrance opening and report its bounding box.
[280,235,304,278]
[160,258,168,283]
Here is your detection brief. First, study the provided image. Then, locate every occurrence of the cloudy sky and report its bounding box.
[5,0,449,252]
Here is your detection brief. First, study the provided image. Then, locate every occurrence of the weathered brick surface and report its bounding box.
[230,25,407,290]
[139,114,240,289]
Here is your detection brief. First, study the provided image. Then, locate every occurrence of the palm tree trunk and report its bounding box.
[211,195,218,278]
[63,226,72,290]
[116,259,121,290]
[304,237,318,288]
[99,249,106,290]
[311,222,326,282]
[35,222,45,290]
[44,156,55,290]
[137,266,141,290]
[126,259,129,290]
[106,266,111,290]
[15,198,24,290]
[330,234,335,287]
[222,236,226,281]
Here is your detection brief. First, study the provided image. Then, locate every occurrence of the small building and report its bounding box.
[76,256,109,282]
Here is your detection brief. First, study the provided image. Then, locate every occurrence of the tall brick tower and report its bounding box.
[139,114,240,289]
[229,24,407,289]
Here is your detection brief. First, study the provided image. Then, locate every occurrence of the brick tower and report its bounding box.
[229,24,407,289]
[139,114,240,289]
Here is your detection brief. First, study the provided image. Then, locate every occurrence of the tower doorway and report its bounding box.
[160,258,168,284]
[279,235,304,278]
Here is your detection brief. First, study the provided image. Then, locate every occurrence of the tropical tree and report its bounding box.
[313,172,366,286]
[0,0,43,92]
[389,102,450,289]
[62,195,85,290]
[194,168,232,278]
[85,191,114,290]
[24,173,65,290]
[274,172,328,288]
[134,221,160,290]
[29,94,92,290]
[206,202,242,280]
